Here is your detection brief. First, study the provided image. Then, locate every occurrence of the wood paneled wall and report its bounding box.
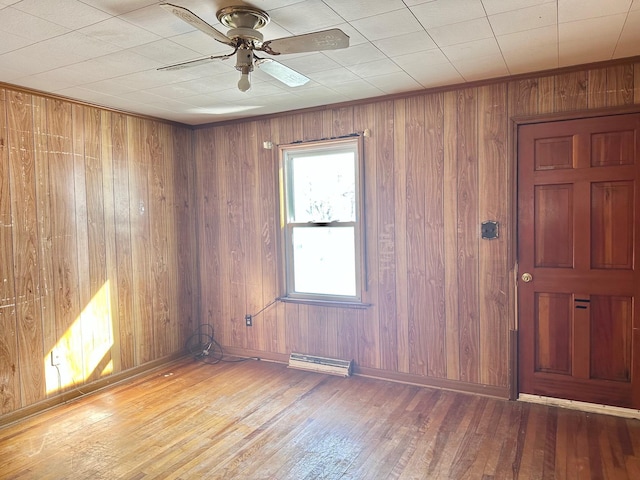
[1,59,637,421]
[195,59,640,397]
[0,88,196,420]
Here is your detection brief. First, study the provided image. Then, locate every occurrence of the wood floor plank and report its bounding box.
[2,358,640,479]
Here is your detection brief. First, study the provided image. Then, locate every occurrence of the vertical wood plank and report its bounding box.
[478,84,509,387]
[158,123,178,355]
[304,304,331,357]
[405,96,427,377]
[354,103,379,369]
[285,302,308,354]
[337,308,359,362]
[554,71,588,112]
[321,110,333,138]
[325,306,339,358]
[242,121,261,351]
[112,113,135,370]
[195,129,222,340]
[171,124,196,350]
[393,98,409,374]
[424,93,446,378]
[32,96,56,395]
[291,112,304,143]
[221,125,246,347]
[205,127,226,347]
[128,116,154,365]
[230,124,248,348]
[48,99,81,389]
[587,68,608,109]
[302,110,329,141]
[298,304,309,355]
[84,107,110,380]
[331,106,353,137]
[537,76,555,113]
[456,88,480,384]
[606,64,634,106]
[213,126,228,352]
[72,105,90,384]
[0,88,20,413]
[508,79,538,117]
[100,111,121,374]
[10,91,46,404]
[376,100,397,372]
[161,122,180,354]
[268,117,288,353]
[443,91,460,381]
[255,119,279,353]
[147,120,171,358]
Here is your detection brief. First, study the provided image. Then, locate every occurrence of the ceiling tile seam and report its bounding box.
[611,4,634,58]
[479,0,511,77]
[405,3,465,83]
[555,0,560,71]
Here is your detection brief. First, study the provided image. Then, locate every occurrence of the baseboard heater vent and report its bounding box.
[288,352,353,377]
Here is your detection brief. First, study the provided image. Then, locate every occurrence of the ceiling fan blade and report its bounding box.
[158,52,234,71]
[261,29,349,55]
[255,58,309,87]
[160,3,232,46]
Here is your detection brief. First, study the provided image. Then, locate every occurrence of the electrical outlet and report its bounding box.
[50,348,61,366]
[245,314,252,327]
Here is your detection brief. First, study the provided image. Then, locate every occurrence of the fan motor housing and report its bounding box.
[227,27,263,43]
[217,6,270,29]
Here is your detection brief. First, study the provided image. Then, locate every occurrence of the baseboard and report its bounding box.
[222,346,510,399]
[355,366,510,399]
[0,352,187,429]
[222,346,289,364]
[518,393,640,419]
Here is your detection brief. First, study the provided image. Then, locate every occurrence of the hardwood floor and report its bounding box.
[1,358,639,479]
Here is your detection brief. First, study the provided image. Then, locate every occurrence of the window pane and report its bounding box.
[292,226,356,296]
[290,152,355,223]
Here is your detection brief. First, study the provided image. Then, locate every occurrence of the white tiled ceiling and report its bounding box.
[0,0,638,125]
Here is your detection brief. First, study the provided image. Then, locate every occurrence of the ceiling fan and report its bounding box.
[158,3,350,92]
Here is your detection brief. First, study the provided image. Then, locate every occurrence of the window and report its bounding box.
[279,137,364,303]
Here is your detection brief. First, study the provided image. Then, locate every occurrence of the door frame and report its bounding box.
[509,104,640,401]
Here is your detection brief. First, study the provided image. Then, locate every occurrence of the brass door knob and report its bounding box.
[521,272,533,283]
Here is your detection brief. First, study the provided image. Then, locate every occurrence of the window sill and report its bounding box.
[278,296,372,309]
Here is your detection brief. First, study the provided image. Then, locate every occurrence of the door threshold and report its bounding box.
[518,394,640,420]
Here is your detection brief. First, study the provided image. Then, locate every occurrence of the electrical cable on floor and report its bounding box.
[186,323,259,364]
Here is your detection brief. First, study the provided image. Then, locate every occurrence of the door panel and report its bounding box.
[518,113,640,409]
[591,130,635,166]
[590,295,632,383]
[534,292,572,374]
[534,184,574,267]
[534,136,573,170]
[591,181,633,269]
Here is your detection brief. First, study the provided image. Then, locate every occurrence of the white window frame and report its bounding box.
[278,137,365,304]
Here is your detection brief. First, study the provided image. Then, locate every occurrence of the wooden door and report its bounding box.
[518,113,640,409]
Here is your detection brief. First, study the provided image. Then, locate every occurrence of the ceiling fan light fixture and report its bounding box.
[159,4,350,90]
[238,72,251,92]
[236,48,253,92]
